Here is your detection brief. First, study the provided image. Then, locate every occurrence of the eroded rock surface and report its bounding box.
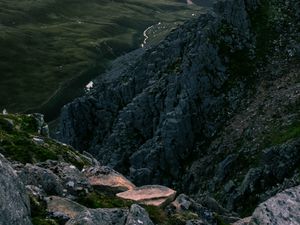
[58,0,300,216]
[46,196,87,220]
[0,154,32,225]
[117,185,176,207]
[125,204,154,225]
[66,208,128,225]
[249,185,300,225]
[83,166,136,193]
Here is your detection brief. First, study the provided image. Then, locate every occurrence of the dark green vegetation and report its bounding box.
[0,113,90,168]
[0,113,200,225]
[77,192,133,209]
[0,0,203,117]
[263,121,300,148]
[144,206,198,225]
[30,195,59,225]
[78,192,199,225]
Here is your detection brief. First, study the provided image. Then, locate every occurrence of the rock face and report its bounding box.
[117,185,177,207]
[19,164,64,196]
[83,166,136,193]
[46,196,87,220]
[58,0,256,187]
[249,185,300,225]
[125,204,154,225]
[58,0,300,215]
[66,208,129,225]
[0,154,32,225]
[66,204,154,225]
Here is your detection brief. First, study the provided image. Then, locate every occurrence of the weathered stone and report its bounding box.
[125,204,154,225]
[18,164,64,196]
[117,185,176,207]
[36,161,91,195]
[66,208,128,225]
[33,113,49,137]
[170,194,194,212]
[249,185,300,225]
[57,0,300,217]
[46,196,87,220]
[83,166,135,193]
[0,154,32,225]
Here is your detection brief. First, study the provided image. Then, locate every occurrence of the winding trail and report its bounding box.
[141,25,154,47]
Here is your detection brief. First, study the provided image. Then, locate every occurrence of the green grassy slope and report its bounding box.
[0,0,203,116]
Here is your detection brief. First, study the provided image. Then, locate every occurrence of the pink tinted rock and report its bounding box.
[116,185,176,207]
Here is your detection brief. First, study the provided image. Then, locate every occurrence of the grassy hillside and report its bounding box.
[0,0,203,118]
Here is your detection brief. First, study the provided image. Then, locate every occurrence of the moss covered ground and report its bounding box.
[0,113,90,168]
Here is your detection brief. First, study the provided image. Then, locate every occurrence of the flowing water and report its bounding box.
[0,0,212,120]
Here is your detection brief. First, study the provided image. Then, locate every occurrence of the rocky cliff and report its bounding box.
[58,0,300,217]
[1,113,300,225]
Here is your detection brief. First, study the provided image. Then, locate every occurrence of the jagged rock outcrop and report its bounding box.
[58,0,300,215]
[125,204,154,225]
[83,165,136,193]
[46,196,87,220]
[18,164,64,196]
[249,185,300,225]
[0,154,32,225]
[59,0,256,186]
[232,185,300,225]
[66,208,128,225]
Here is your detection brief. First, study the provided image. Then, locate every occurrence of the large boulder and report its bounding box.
[83,166,135,193]
[125,204,154,225]
[37,161,91,195]
[249,185,300,225]
[66,208,128,225]
[117,185,176,207]
[18,164,64,196]
[0,154,32,225]
[46,196,87,220]
[66,204,154,225]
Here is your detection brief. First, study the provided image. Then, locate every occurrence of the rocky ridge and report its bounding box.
[58,0,300,217]
[1,113,300,224]
[0,0,300,224]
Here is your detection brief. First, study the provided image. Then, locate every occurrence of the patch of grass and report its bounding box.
[30,195,59,225]
[214,213,230,225]
[249,0,277,60]
[77,192,133,209]
[143,205,170,225]
[0,0,202,114]
[78,192,199,225]
[144,205,198,225]
[263,121,300,147]
[0,113,90,168]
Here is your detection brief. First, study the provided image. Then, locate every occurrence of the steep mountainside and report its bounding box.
[0,0,203,116]
[0,113,299,225]
[58,0,300,216]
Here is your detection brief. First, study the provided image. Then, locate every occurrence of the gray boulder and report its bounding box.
[18,164,64,196]
[66,208,128,225]
[0,154,32,225]
[250,185,300,225]
[37,161,91,195]
[126,204,154,225]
